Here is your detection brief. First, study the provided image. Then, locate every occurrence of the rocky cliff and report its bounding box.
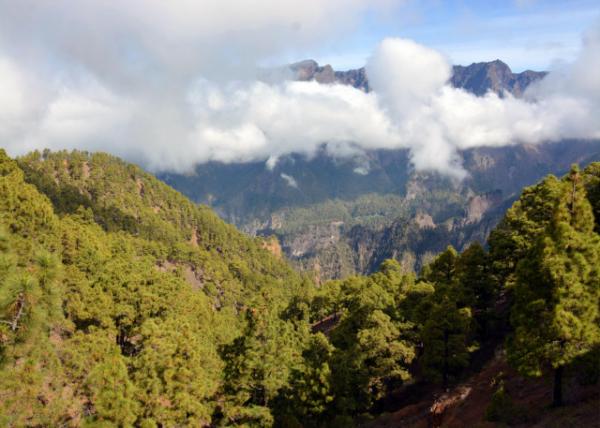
[451,59,547,96]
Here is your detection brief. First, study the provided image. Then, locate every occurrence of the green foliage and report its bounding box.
[422,245,458,287]
[1,148,598,426]
[455,242,498,338]
[273,193,410,234]
[421,295,472,386]
[274,333,335,427]
[506,166,600,405]
[85,353,139,426]
[415,246,482,387]
[0,149,311,426]
[220,307,306,426]
[132,318,221,425]
[485,380,516,423]
[296,260,419,422]
[583,162,600,232]
[487,174,563,287]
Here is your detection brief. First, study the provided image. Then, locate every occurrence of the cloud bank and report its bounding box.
[0,1,598,177]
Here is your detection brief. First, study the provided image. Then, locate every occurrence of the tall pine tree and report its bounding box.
[508,167,600,406]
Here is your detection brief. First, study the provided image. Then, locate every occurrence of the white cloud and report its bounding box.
[0,0,385,85]
[280,173,299,188]
[0,2,598,178]
[362,30,600,177]
[353,166,370,175]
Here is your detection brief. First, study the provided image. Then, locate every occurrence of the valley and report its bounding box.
[161,59,600,280]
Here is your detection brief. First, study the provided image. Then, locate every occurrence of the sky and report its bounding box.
[312,0,600,72]
[0,0,599,177]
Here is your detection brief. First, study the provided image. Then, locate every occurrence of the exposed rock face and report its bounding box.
[289,60,371,91]
[450,60,547,97]
[161,140,600,280]
[335,67,370,91]
[464,191,503,224]
[289,59,336,84]
[414,213,435,229]
[260,236,283,259]
[283,221,344,258]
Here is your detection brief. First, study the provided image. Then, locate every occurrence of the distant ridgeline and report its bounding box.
[159,59,598,282]
[1,149,598,426]
[288,58,547,96]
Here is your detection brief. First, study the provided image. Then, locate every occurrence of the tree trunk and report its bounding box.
[443,330,449,389]
[553,365,564,407]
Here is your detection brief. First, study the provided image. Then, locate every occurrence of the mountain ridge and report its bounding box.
[288,58,547,96]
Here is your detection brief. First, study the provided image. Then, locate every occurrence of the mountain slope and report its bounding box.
[162,140,600,280]
[0,149,312,426]
[1,149,598,426]
[18,150,308,306]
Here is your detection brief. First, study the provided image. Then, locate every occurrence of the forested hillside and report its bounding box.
[1,150,598,427]
[0,149,313,426]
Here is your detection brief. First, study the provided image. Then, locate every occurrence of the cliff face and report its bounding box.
[162,140,600,281]
[334,67,370,91]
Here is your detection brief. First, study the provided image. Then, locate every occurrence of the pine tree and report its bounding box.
[421,294,472,388]
[422,246,458,287]
[0,149,314,426]
[220,307,302,427]
[508,167,600,406]
[583,162,600,232]
[275,333,335,427]
[85,353,139,426]
[354,309,415,394]
[455,242,496,338]
[488,176,563,287]
[455,242,494,308]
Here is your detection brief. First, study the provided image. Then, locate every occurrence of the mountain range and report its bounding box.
[160,59,599,281]
[288,58,547,95]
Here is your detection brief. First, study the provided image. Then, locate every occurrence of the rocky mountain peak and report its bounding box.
[290,59,336,83]
[289,58,545,97]
[451,60,547,97]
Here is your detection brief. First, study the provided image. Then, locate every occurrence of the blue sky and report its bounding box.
[312,0,600,72]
